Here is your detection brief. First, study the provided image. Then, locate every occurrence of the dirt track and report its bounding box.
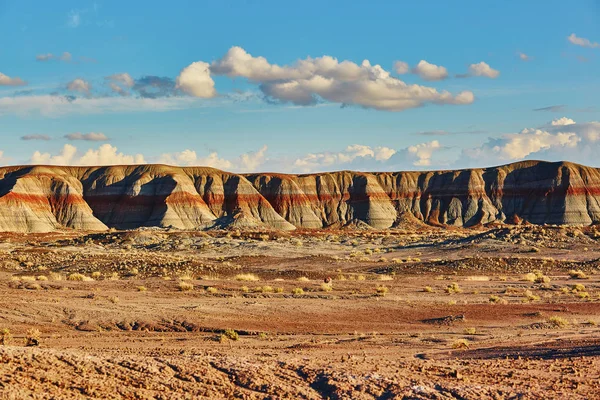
[1,226,600,398]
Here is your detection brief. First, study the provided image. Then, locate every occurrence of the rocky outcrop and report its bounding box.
[0,160,599,232]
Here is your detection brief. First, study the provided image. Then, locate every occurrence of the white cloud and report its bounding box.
[66,78,91,94]
[0,72,26,86]
[412,60,448,81]
[464,62,500,79]
[179,46,474,111]
[551,117,575,126]
[65,132,109,141]
[175,62,216,98]
[394,61,409,74]
[518,52,532,61]
[158,145,268,172]
[401,140,442,166]
[568,33,599,49]
[31,144,145,166]
[291,143,440,173]
[462,118,600,166]
[36,52,80,63]
[106,73,134,88]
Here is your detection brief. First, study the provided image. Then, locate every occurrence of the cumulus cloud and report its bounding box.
[0,72,26,86]
[568,33,599,49]
[289,141,447,173]
[105,73,134,96]
[457,62,500,79]
[66,78,91,94]
[411,60,448,81]
[31,144,145,166]
[394,140,442,166]
[175,62,216,98]
[21,134,52,141]
[158,145,268,172]
[65,132,109,141]
[394,61,409,74]
[462,117,600,166]
[178,46,474,111]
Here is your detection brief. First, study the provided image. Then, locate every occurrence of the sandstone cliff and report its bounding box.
[0,160,598,232]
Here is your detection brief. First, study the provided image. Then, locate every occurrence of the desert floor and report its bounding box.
[1,225,600,399]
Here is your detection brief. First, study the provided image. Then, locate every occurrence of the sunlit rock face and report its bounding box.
[0,160,597,232]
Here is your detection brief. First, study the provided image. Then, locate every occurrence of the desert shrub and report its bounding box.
[180,272,195,281]
[48,272,64,281]
[320,283,333,292]
[0,328,11,346]
[108,272,120,281]
[548,316,569,328]
[445,283,462,294]
[234,273,260,282]
[356,274,366,281]
[292,287,304,295]
[68,273,92,282]
[206,287,218,294]
[577,291,590,299]
[376,286,389,296]
[448,300,457,305]
[36,276,48,281]
[464,327,477,335]
[569,270,589,279]
[220,329,239,342]
[274,287,284,293]
[137,286,147,292]
[523,290,540,302]
[423,286,433,293]
[572,283,586,292]
[91,271,102,280]
[178,281,194,291]
[378,275,394,281]
[240,286,249,293]
[452,339,470,349]
[25,329,41,347]
[297,277,310,282]
[20,276,36,282]
[108,296,119,304]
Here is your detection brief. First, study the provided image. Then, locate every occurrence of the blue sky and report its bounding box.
[0,0,599,172]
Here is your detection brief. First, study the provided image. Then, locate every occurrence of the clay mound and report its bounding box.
[0,160,599,232]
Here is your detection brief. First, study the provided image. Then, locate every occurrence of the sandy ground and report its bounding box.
[1,225,600,398]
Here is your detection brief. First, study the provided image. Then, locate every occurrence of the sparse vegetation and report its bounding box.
[445,282,462,294]
[452,339,470,349]
[137,286,147,292]
[25,328,41,347]
[68,273,92,282]
[548,316,569,328]
[1,328,11,346]
[178,281,194,291]
[292,287,304,295]
[206,286,218,294]
[375,286,389,296]
[234,273,260,282]
[320,283,333,292]
[423,286,433,293]
[220,329,239,342]
[569,269,589,279]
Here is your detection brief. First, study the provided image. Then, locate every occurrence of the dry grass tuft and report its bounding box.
[178,281,194,292]
[234,273,260,282]
[568,269,589,279]
[548,316,569,328]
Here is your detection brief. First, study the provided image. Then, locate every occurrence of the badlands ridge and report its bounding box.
[0,160,599,232]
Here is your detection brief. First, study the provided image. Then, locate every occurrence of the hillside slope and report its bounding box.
[0,160,598,232]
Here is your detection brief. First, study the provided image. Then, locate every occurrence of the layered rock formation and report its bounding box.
[0,160,599,232]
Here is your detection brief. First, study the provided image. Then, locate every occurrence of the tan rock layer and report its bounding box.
[0,160,598,232]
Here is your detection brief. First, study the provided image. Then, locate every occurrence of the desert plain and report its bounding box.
[1,223,600,399]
